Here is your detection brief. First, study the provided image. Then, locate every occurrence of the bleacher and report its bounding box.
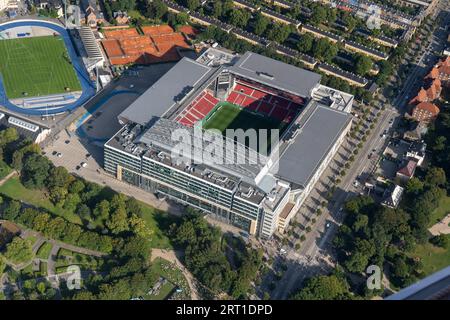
[176,91,219,127]
[226,80,303,123]
[175,78,306,127]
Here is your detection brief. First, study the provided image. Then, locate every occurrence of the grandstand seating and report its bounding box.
[176,79,307,127]
[226,81,304,123]
[176,91,219,127]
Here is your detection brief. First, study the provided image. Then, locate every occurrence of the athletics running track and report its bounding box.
[0,19,96,116]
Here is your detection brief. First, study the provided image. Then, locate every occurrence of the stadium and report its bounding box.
[0,20,95,116]
[104,48,354,238]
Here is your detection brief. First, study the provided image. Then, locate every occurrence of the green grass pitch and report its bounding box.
[202,102,284,132]
[202,102,286,150]
[0,36,82,99]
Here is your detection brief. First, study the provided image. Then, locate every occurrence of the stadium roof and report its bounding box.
[119,58,213,125]
[229,52,321,98]
[273,102,351,188]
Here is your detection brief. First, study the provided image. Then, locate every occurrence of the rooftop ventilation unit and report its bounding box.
[257,72,274,80]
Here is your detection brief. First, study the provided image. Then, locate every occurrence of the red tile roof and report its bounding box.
[414,102,440,116]
[397,160,417,178]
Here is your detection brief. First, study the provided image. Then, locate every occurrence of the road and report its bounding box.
[269,3,449,300]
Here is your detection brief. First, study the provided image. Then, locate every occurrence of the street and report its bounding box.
[267,2,449,300]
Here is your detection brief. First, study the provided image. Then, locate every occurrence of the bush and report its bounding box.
[429,235,448,249]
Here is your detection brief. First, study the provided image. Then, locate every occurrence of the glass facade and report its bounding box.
[104,144,271,236]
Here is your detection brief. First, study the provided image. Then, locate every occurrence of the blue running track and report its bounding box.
[0,19,96,116]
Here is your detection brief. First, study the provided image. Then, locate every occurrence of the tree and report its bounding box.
[391,255,410,280]
[312,38,338,63]
[145,0,168,20]
[2,200,21,220]
[93,200,110,221]
[47,166,72,189]
[0,255,6,275]
[175,12,189,25]
[227,9,251,29]
[266,23,292,43]
[432,136,446,151]
[342,13,357,32]
[430,235,449,249]
[355,55,373,76]
[253,12,270,36]
[327,8,337,25]
[212,0,223,18]
[64,193,81,212]
[129,214,153,238]
[352,215,369,233]
[69,179,85,194]
[32,213,51,232]
[345,251,370,273]
[46,217,67,239]
[297,33,314,53]
[0,128,18,147]
[49,186,68,205]
[405,177,424,195]
[292,275,349,300]
[310,5,327,25]
[126,197,142,217]
[21,154,51,189]
[3,237,33,264]
[106,206,129,234]
[78,204,92,221]
[184,0,199,11]
[424,167,446,187]
[11,150,24,171]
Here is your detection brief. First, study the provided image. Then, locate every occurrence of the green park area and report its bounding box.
[428,195,450,227]
[0,160,11,180]
[0,176,173,250]
[408,235,450,276]
[0,176,81,224]
[407,195,450,277]
[36,242,53,260]
[54,248,103,274]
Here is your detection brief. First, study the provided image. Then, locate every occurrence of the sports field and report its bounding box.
[0,35,82,99]
[203,102,284,132]
[202,102,285,150]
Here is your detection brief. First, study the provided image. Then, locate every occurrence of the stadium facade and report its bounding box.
[104,48,354,238]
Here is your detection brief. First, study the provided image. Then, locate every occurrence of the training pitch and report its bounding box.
[0,35,82,99]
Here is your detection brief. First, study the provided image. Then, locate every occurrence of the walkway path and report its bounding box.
[0,170,17,187]
[0,220,106,278]
[150,248,199,300]
[429,213,450,236]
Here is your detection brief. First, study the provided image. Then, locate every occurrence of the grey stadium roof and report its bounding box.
[229,52,321,98]
[273,102,351,188]
[119,58,213,125]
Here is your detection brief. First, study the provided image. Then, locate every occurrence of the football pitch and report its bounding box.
[203,102,284,132]
[0,36,82,99]
[202,102,285,149]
